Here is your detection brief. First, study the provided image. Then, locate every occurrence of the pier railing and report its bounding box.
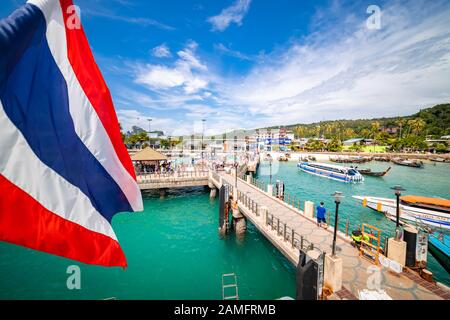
[236,190,325,257]
[137,170,209,183]
[237,173,388,250]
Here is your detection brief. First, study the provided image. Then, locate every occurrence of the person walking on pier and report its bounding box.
[316,202,327,226]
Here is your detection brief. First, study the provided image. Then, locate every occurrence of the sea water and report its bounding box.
[0,187,295,300]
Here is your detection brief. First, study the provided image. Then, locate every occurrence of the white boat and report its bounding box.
[297,162,364,183]
[353,195,450,230]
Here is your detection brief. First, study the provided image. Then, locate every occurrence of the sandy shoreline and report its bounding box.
[263,151,450,162]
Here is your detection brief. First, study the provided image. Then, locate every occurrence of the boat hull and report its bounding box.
[353,196,450,230]
[428,233,450,273]
[298,163,364,183]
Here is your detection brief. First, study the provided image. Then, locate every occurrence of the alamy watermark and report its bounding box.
[66,5,81,30]
[66,265,81,290]
[366,5,381,30]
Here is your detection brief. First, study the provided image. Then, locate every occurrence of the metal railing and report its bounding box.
[236,189,324,257]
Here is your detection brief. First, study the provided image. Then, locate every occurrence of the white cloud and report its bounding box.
[135,41,209,94]
[115,0,450,136]
[214,43,252,60]
[207,0,252,32]
[151,44,171,58]
[218,0,450,124]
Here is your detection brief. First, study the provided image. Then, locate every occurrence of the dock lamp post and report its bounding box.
[201,119,206,161]
[147,118,152,145]
[234,136,238,189]
[391,185,406,240]
[331,191,344,257]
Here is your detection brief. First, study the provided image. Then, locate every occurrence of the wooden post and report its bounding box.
[277,219,280,235]
[283,224,287,241]
[345,218,349,237]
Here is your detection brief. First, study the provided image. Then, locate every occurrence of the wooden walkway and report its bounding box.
[210,171,448,300]
[137,170,209,190]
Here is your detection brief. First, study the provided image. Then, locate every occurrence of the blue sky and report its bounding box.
[2,0,450,136]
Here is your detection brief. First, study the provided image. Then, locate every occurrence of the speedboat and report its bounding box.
[353,195,450,230]
[428,232,450,273]
[297,162,364,183]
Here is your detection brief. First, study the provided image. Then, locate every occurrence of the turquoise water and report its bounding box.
[256,160,450,286]
[0,187,295,300]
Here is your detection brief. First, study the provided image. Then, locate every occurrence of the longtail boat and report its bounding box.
[357,166,391,177]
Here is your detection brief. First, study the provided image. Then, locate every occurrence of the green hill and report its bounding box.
[264,104,450,140]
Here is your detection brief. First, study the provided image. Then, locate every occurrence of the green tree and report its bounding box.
[349,142,363,152]
[326,137,343,152]
[305,139,326,151]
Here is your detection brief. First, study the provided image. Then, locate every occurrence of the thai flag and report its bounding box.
[0,0,143,267]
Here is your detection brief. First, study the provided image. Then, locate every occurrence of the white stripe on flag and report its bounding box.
[28,0,143,212]
[0,100,118,241]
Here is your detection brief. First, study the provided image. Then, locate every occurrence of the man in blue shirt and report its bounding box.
[316,202,326,225]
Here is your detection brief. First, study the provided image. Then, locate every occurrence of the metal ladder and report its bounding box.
[222,273,239,300]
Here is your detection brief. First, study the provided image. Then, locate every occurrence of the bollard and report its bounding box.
[277,219,280,235]
[283,224,287,241]
[265,211,269,226]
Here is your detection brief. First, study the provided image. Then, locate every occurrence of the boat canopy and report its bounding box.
[401,196,450,208]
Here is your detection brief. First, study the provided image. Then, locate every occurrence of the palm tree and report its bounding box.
[408,118,426,136]
[370,121,380,139]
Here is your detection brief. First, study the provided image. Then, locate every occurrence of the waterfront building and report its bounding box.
[253,128,294,151]
[343,138,375,146]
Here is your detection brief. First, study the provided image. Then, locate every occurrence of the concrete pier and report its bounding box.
[209,188,217,199]
[209,170,448,300]
[159,188,167,198]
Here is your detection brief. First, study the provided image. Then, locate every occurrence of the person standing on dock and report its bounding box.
[316,202,327,226]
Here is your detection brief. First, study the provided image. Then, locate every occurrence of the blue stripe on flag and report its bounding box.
[0,4,133,221]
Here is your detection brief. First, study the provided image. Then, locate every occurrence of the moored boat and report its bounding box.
[329,156,371,163]
[373,156,391,162]
[430,157,446,163]
[297,162,364,183]
[353,195,450,230]
[357,166,391,177]
[391,157,424,168]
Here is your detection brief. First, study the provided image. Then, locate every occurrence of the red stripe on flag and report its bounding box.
[0,174,127,267]
[59,0,136,180]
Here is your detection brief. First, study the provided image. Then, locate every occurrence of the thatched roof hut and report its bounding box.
[131,147,167,162]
